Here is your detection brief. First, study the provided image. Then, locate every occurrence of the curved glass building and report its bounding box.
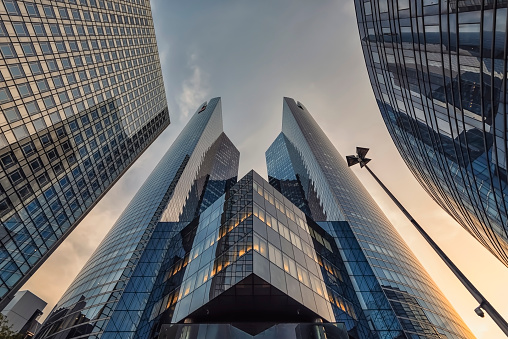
[355,0,508,266]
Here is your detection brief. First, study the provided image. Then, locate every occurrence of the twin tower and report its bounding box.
[36,98,474,339]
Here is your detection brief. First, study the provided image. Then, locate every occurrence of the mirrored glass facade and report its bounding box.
[0,0,169,308]
[354,0,508,266]
[37,98,239,339]
[38,98,474,339]
[266,97,474,338]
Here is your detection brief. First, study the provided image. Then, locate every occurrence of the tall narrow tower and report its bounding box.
[266,97,474,338]
[37,98,239,339]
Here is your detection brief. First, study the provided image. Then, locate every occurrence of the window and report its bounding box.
[53,76,64,88]
[47,59,58,71]
[32,23,46,36]
[41,134,52,146]
[61,58,71,69]
[56,127,66,139]
[43,5,54,17]
[74,56,83,66]
[13,125,28,140]
[40,42,52,54]
[58,7,68,18]
[21,43,35,56]
[4,107,20,123]
[71,88,81,99]
[3,0,20,15]
[49,24,61,35]
[47,149,58,161]
[64,25,74,35]
[24,2,39,16]
[9,169,24,185]
[58,92,69,103]
[22,142,35,156]
[69,41,79,51]
[66,73,76,84]
[0,43,16,58]
[37,173,49,186]
[0,88,11,103]
[55,42,66,52]
[72,9,80,19]
[50,112,61,124]
[43,96,55,108]
[8,64,24,78]
[29,62,42,75]
[25,101,39,114]
[13,22,28,36]
[36,79,49,92]
[29,158,42,172]
[33,118,46,131]
[0,153,16,169]
[17,83,32,98]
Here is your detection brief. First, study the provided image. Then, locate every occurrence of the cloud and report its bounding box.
[177,54,209,120]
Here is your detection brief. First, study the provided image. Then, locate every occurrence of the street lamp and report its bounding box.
[346,147,508,336]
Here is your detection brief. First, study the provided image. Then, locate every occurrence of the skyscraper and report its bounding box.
[0,0,169,309]
[37,98,474,339]
[354,0,508,266]
[37,98,239,338]
[265,97,474,338]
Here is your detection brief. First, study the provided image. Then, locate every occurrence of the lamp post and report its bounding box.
[346,147,508,336]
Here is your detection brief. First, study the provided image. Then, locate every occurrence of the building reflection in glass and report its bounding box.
[355,0,508,266]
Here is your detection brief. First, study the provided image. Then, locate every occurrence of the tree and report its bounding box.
[0,314,23,339]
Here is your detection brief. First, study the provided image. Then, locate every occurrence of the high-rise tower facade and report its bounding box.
[38,98,473,339]
[354,0,508,266]
[37,98,239,339]
[266,97,474,338]
[0,0,169,308]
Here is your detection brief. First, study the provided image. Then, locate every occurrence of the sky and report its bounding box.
[22,1,508,338]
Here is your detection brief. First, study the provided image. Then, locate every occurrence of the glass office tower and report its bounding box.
[266,97,474,338]
[37,98,240,339]
[37,98,473,339]
[0,0,169,309]
[354,0,508,266]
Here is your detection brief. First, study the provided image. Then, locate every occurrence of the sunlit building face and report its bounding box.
[355,0,508,266]
[0,0,169,309]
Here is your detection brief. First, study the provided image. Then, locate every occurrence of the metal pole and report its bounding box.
[364,164,508,336]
